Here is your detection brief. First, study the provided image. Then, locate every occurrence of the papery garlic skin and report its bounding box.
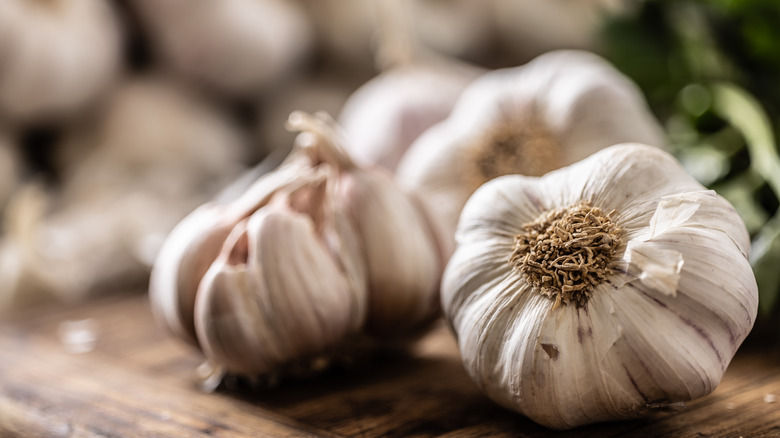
[442,144,758,430]
[0,0,121,121]
[339,64,480,171]
[130,0,311,95]
[397,50,666,259]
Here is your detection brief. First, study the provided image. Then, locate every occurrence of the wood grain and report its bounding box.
[0,292,778,437]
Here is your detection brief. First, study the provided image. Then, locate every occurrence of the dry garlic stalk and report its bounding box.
[397,50,666,259]
[130,0,312,95]
[442,144,758,429]
[0,0,121,122]
[151,111,441,377]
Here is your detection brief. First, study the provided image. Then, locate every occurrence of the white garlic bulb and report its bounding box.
[397,50,666,259]
[130,0,312,96]
[339,62,481,172]
[0,78,247,308]
[151,111,441,377]
[442,144,758,430]
[0,0,121,122]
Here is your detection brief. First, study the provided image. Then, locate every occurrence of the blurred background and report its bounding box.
[0,0,778,343]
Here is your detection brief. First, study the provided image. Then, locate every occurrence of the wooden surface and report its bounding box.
[0,292,779,438]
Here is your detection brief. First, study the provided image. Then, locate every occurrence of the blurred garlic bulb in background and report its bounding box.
[296,0,378,81]
[129,0,312,96]
[151,112,441,377]
[0,133,21,214]
[443,144,758,429]
[0,0,122,122]
[338,61,480,171]
[406,0,496,64]
[0,78,247,309]
[397,50,666,259]
[492,0,632,62]
[337,0,484,173]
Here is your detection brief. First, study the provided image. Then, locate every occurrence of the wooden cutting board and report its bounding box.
[0,291,778,437]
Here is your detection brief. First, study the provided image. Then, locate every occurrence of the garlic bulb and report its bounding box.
[339,62,481,172]
[442,144,758,429]
[406,0,496,63]
[130,0,312,95]
[151,111,441,377]
[397,50,666,259]
[0,78,247,308]
[0,0,121,122]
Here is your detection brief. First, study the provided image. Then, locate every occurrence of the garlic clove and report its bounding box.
[338,168,441,335]
[149,156,318,347]
[194,177,366,376]
[443,143,758,429]
[287,111,442,336]
[149,203,238,348]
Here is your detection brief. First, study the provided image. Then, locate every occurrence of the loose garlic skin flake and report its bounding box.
[397,50,666,259]
[442,144,758,430]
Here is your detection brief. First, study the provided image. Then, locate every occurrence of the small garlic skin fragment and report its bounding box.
[0,0,121,122]
[397,50,666,260]
[442,144,758,429]
[339,63,481,172]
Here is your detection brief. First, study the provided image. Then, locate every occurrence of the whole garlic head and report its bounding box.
[442,144,758,429]
[0,0,121,122]
[397,50,666,258]
[151,112,441,377]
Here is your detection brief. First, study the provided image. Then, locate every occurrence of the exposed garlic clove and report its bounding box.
[195,174,367,376]
[338,167,441,335]
[339,63,481,172]
[0,0,121,122]
[129,0,312,96]
[150,156,316,347]
[442,144,758,429]
[397,50,667,260]
[287,111,442,336]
